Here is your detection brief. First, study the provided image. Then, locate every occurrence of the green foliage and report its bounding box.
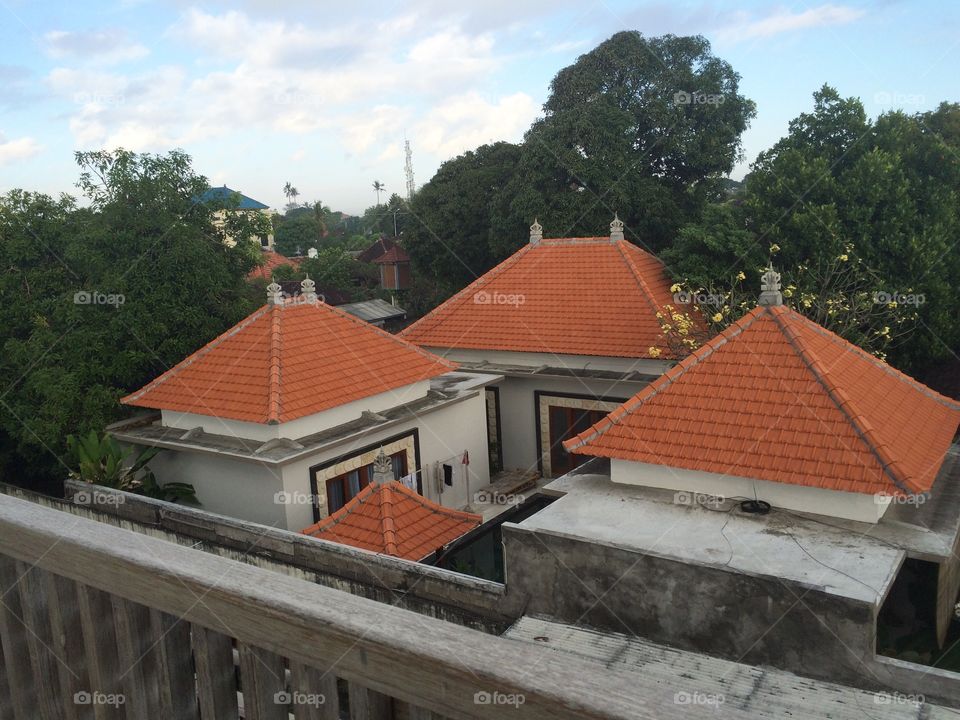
[404,142,523,303]
[274,212,321,256]
[0,149,259,487]
[663,87,960,369]
[67,430,198,504]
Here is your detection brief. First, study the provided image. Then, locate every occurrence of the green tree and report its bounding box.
[372,180,385,206]
[499,31,755,250]
[274,212,321,256]
[0,149,260,488]
[403,142,523,305]
[663,87,960,369]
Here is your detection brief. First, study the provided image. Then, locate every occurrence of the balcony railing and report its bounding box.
[0,491,731,720]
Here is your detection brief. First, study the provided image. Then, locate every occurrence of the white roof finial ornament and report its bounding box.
[758,265,783,307]
[371,448,393,484]
[610,213,625,242]
[529,218,543,245]
[266,281,284,305]
[300,275,318,303]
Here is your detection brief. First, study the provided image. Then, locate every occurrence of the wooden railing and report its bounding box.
[0,492,730,720]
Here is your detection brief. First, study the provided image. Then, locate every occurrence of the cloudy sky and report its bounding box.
[1,0,957,213]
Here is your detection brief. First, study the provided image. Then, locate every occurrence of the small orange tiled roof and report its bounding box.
[300,481,481,561]
[122,299,455,424]
[247,251,303,281]
[565,305,960,496]
[373,245,410,264]
[401,237,679,359]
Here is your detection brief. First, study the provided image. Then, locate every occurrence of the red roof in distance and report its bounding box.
[300,481,481,561]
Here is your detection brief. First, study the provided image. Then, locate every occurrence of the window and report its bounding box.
[324,451,408,514]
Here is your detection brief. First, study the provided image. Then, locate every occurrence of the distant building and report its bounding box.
[200,185,275,250]
[373,245,411,290]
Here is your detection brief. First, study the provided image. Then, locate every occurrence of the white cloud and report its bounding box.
[414,91,538,157]
[0,134,43,165]
[44,29,148,65]
[718,5,865,42]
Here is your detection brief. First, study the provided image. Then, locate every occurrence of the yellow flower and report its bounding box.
[736,271,746,281]
[670,283,682,293]
[838,254,848,262]
[769,243,781,254]
[648,346,662,358]
[711,312,723,323]
[783,288,793,298]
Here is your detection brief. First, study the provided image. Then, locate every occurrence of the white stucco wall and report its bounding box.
[161,380,430,443]
[146,448,287,527]
[610,458,891,524]
[278,390,491,530]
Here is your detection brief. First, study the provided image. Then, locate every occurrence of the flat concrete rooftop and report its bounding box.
[522,460,908,606]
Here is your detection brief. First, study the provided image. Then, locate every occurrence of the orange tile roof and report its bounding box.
[373,245,410,264]
[300,481,481,561]
[247,251,303,281]
[565,305,960,496]
[122,299,455,424]
[401,237,680,359]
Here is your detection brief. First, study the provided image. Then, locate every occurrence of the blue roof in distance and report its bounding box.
[199,185,269,210]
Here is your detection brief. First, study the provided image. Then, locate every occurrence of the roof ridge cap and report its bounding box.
[379,483,399,556]
[305,482,378,535]
[565,307,765,453]
[121,305,272,406]
[400,243,535,341]
[267,305,283,423]
[614,240,670,321]
[392,481,482,522]
[771,308,914,494]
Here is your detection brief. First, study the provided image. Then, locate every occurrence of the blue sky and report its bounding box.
[1,0,957,214]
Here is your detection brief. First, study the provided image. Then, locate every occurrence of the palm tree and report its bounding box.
[283,182,300,208]
[313,200,328,241]
[372,180,385,207]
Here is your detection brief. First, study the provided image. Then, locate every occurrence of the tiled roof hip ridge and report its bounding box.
[789,309,960,412]
[379,484,399,556]
[770,308,914,494]
[614,240,670,326]
[267,305,283,424]
[121,305,271,405]
[400,243,536,340]
[565,306,765,452]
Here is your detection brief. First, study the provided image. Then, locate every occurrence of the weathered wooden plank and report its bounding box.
[76,584,125,720]
[150,609,200,720]
[14,561,67,720]
[111,595,161,718]
[238,643,286,720]
[348,682,393,720]
[43,572,92,720]
[289,661,339,720]
[0,556,37,720]
[0,632,13,720]
[0,492,752,720]
[192,625,238,720]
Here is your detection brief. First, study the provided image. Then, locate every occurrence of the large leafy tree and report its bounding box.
[499,31,755,250]
[663,87,960,370]
[403,142,523,307]
[0,149,263,488]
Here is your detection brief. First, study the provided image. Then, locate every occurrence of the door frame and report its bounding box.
[533,391,627,478]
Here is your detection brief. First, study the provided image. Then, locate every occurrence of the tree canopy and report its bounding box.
[0,149,264,488]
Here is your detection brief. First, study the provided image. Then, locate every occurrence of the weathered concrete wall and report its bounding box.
[502,523,877,688]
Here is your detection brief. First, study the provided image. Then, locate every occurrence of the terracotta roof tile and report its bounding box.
[401,237,681,359]
[566,305,960,496]
[122,300,455,423]
[300,481,481,561]
[247,251,303,281]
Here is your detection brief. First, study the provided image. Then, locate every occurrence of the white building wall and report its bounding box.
[278,391,491,530]
[161,380,430,442]
[611,458,891,524]
[146,449,286,527]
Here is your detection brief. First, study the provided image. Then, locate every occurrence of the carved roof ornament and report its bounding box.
[610,214,625,242]
[266,281,284,305]
[300,275,318,303]
[529,219,543,245]
[371,448,394,484]
[758,265,783,307]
